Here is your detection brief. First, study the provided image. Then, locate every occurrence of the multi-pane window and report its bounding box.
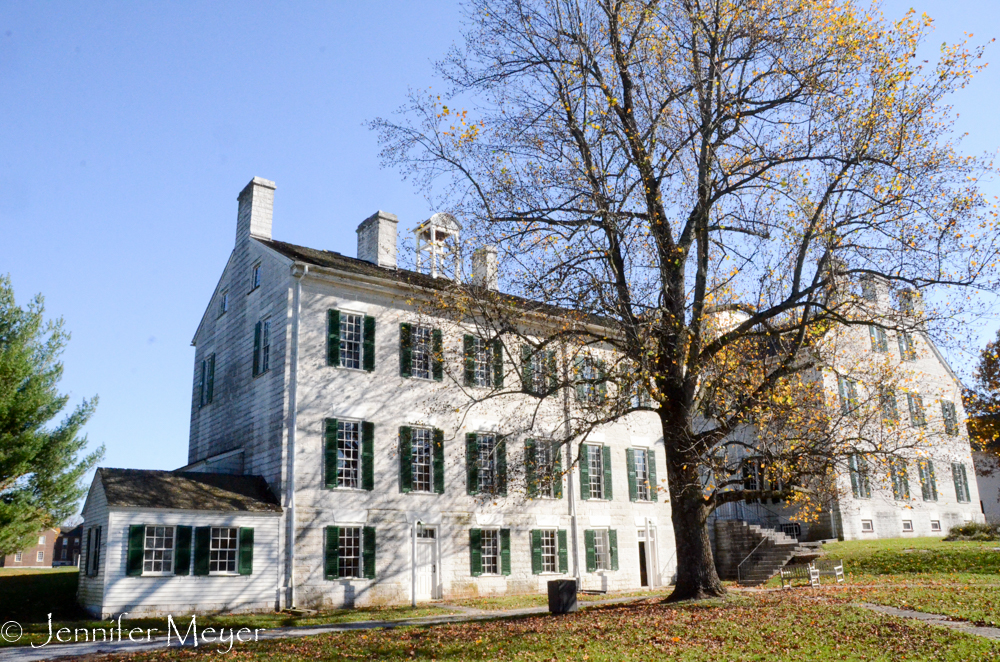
[218,291,228,317]
[907,393,926,427]
[251,263,261,290]
[481,529,500,575]
[941,401,959,436]
[37,551,44,562]
[143,526,174,574]
[412,326,433,379]
[898,332,916,361]
[91,527,102,575]
[339,527,362,579]
[918,460,938,501]
[339,313,364,370]
[261,319,271,372]
[869,325,888,352]
[530,350,553,394]
[577,359,604,404]
[337,421,361,488]
[411,428,433,493]
[634,449,650,501]
[953,462,971,503]
[587,445,604,499]
[13,553,21,563]
[593,530,611,570]
[535,440,555,498]
[478,434,498,494]
[209,527,238,574]
[891,460,910,501]
[541,530,557,573]
[880,390,899,422]
[472,337,493,387]
[849,454,871,499]
[838,376,859,417]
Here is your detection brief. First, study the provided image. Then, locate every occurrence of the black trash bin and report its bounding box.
[547,579,578,614]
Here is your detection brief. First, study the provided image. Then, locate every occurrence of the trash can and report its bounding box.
[547,579,578,614]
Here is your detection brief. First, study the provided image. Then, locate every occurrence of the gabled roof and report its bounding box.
[97,468,281,513]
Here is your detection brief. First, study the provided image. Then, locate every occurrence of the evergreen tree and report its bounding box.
[0,275,103,556]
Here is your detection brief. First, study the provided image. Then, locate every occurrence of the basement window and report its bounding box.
[861,520,874,533]
[930,520,941,532]
[902,520,913,532]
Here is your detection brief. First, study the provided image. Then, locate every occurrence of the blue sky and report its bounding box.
[1,1,998,480]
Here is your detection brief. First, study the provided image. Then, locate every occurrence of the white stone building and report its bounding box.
[77,177,676,616]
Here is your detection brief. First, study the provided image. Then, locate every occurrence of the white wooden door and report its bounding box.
[415,539,436,601]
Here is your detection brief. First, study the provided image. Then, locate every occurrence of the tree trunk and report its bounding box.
[662,423,725,601]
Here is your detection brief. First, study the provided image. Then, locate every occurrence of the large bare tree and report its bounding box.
[374,0,1000,600]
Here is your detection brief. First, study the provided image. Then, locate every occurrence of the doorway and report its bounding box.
[638,541,648,587]
[414,525,437,601]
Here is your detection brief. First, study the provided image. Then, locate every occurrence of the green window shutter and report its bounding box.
[193,527,211,576]
[547,351,559,390]
[552,440,563,498]
[602,445,613,500]
[492,338,504,388]
[961,464,970,502]
[174,526,192,576]
[83,529,91,577]
[530,530,543,574]
[327,310,341,366]
[848,455,860,498]
[574,357,585,401]
[579,443,590,500]
[324,418,339,489]
[647,450,658,502]
[362,527,376,579]
[432,329,444,381]
[497,437,508,496]
[361,421,375,491]
[238,528,254,575]
[206,354,215,404]
[597,360,607,401]
[463,335,475,386]
[325,526,339,580]
[524,438,537,498]
[557,530,568,573]
[901,464,910,500]
[399,426,413,493]
[928,460,937,500]
[953,463,964,503]
[433,428,445,494]
[362,315,376,372]
[466,433,479,495]
[126,525,145,576]
[252,321,262,376]
[500,528,511,575]
[584,530,596,572]
[399,323,412,378]
[469,529,482,576]
[521,345,533,393]
[626,448,637,502]
[609,530,619,571]
[919,462,931,501]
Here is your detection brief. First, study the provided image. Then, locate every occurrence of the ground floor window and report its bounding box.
[143,526,174,574]
[541,530,557,572]
[930,520,941,532]
[324,526,376,580]
[585,529,618,572]
[339,527,361,578]
[469,528,511,576]
[861,520,874,533]
[482,529,500,575]
[210,527,238,574]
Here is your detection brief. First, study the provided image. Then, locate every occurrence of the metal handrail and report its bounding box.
[736,535,769,585]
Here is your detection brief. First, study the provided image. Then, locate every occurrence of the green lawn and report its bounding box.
[77,592,1000,661]
[822,537,1000,577]
[450,588,671,611]
[0,567,82,623]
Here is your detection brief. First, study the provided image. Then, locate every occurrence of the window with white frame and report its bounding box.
[411,427,433,492]
[869,325,888,352]
[634,448,650,501]
[541,530,557,573]
[587,444,604,499]
[941,401,959,436]
[481,529,500,575]
[930,520,941,532]
[530,349,553,394]
[478,433,498,494]
[902,520,913,532]
[907,393,926,427]
[535,440,555,498]
[260,318,271,373]
[411,326,433,379]
[38,535,45,545]
[143,526,174,574]
[472,337,493,387]
[880,390,899,422]
[13,552,21,563]
[218,290,228,317]
[898,332,916,361]
[593,529,611,570]
[340,313,364,370]
[861,520,874,533]
[337,421,361,488]
[338,527,362,578]
[251,263,261,290]
[36,551,44,562]
[209,527,238,574]
[577,358,603,404]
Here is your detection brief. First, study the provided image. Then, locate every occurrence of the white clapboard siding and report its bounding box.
[78,478,110,612]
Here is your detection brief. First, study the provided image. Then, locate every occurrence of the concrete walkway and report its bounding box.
[0,594,663,662]
[857,603,1000,641]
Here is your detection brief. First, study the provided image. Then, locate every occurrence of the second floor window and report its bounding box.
[466,432,506,496]
[632,448,650,501]
[199,354,215,407]
[336,421,361,489]
[869,325,888,352]
[848,453,871,499]
[218,291,228,317]
[253,319,271,377]
[587,445,604,500]
[953,462,971,503]
[891,460,910,501]
[907,393,926,428]
[340,313,364,370]
[411,427,433,493]
[880,390,898,422]
[575,358,606,404]
[838,376,859,417]
[251,263,261,290]
[918,459,938,501]
[478,433,498,494]
[898,332,916,361]
[941,400,959,436]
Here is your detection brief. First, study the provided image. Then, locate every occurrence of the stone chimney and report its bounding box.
[236,177,276,245]
[356,211,399,268]
[471,246,499,291]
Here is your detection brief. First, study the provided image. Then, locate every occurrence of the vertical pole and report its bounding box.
[562,343,580,581]
[411,521,417,607]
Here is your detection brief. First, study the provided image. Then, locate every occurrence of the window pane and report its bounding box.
[412,326,432,379]
[478,434,497,494]
[541,530,557,572]
[412,428,433,492]
[210,527,238,574]
[143,525,175,573]
[340,314,364,370]
[338,421,361,488]
[339,527,361,578]
[588,445,603,499]
[473,337,492,387]
[482,530,499,575]
[594,530,609,570]
[635,449,649,500]
[536,441,554,498]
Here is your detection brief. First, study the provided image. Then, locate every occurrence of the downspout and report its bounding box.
[286,263,307,609]
[562,343,580,581]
